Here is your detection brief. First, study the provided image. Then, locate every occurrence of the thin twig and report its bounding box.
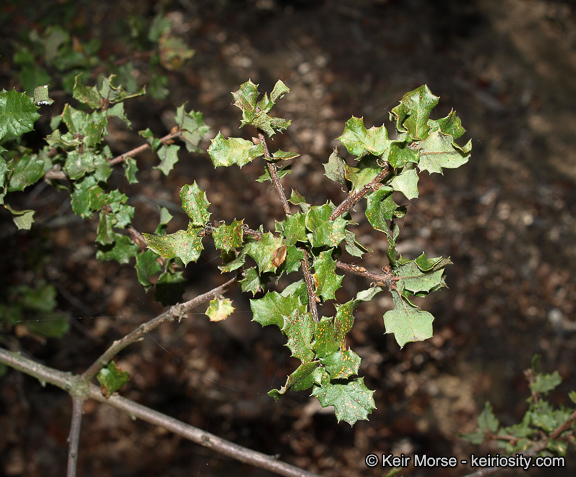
[81,274,240,382]
[109,129,182,166]
[0,348,321,477]
[256,131,291,215]
[300,249,319,323]
[335,260,397,289]
[66,394,84,477]
[329,163,391,221]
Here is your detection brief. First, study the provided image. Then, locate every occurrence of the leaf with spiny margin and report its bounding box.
[96,234,138,264]
[344,230,370,258]
[276,245,304,275]
[324,149,349,189]
[388,142,420,168]
[73,74,145,109]
[180,182,211,227]
[61,105,108,148]
[313,250,343,301]
[276,212,307,245]
[312,374,376,425]
[305,204,348,248]
[4,204,35,230]
[390,85,439,140]
[383,291,434,348]
[428,109,466,139]
[414,252,452,272]
[219,249,247,272]
[345,155,382,192]
[240,267,269,295]
[143,226,203,266]
[390,168,419,200]
[530,371,562,395]
[208,133,263,168]
[97,361,130,398]
[395,260,447,295]
[271,149,299,161]
[206,297,235,322]
[365,186,396,232]
[123,157,139,184]
[7,155,45,192]
[418,130,471,174]
[155,207,173,234]
[338,117,391,157]
[212,219,243,251]
[155,143,179,175]
[313,317,339,358]
[333,287,382,349]
[289,189,310,213]
[135,249,163,291]
[250,284,307,328]
[175,105,210,153]
[0,90,39,141]
[282,310,314,362]
[321,350,361,380]
[268,362,323,399]
[243,232,284,273]
[232,80,291,136]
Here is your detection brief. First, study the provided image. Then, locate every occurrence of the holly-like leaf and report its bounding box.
[250,282,307,328]
[123,157,139,184]
[271,149,299,161]
[212,220,243,251]
[344,230,370,258]
[174,105,210,153]
[155,143,180,175]
[282,310,315,362]
[345,155,382,192]
[418,130,471,174]
[390,168,419,200]
[7,155,45,191]
[143,227,203,266]
[383,291,434,348]
[390,85,439,140]
[206,297,235,322]
[312,374,376,425]
[313,250,343,301]
[324,149,349,189]
[276,212,307,245]
[269,362,322,399]
[478,401,500,433]
[208,133,263,168]
[97,361,130,398]
[180,182,211,227]
[321,349,361,380]
[396,260,447,295]
[240,267,268,295]
[428,109,466,140]
[338,117,391,157]
[305,204,348,248]
[365,186,397,232]
[0,89,40,141]
[73,74,145,109]
[243,232,285,273]
[530,371,562,395]
[312,317,339,358]
[135,249,163,290]
[4,205,35,230]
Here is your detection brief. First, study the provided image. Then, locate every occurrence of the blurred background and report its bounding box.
[1,0,575,476]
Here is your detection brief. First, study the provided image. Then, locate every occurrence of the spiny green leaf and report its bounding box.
[530,371,562,395]
[324,148,349,188]
[96,234,138,264]
[418,130,471,174]
[180,182,211,227]
[390,168,419,200]
[175,105,210,153]
[6,155,45,192]
[321,349,361,380]
[208,133,263,168]
[344,155,382,192]
[305,203,348,248]
[313,250,343,301]
[212,219,244,251]
[282,310,315,362]
[383,291,434,348]
[269,362,323,399]
[276,212,307,245]
[344,229,370,258]
[250,287,307,328]
[206,297,235,322]
[478,401,500,433]
[365,186,396,232]
[135,250,163,291]
[243,232,285,273]
[313,317,339,358]
[97,361,130,398]
[240,267,268,295]
[155,143,180,175]
[143,227,203,266]
[390,85,439,140]
[428,109,466,139]
[312,374,376,425]
[73,74,145,109]
[0,89,40,141]
[338,117,391,157]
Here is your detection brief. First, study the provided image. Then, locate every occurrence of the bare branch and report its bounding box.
[66,394,84,477]
[81,274,240,382]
